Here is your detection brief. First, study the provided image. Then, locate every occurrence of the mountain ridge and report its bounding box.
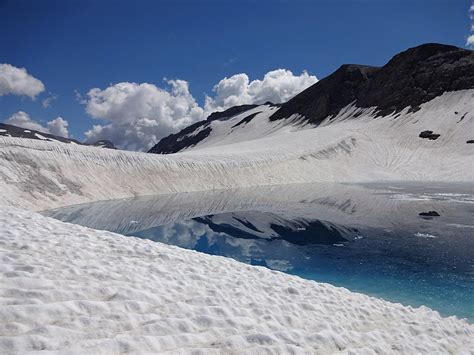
[149,43,473,154]
[0,123,116,149]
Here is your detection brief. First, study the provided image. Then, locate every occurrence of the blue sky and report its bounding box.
[1,0,472,149]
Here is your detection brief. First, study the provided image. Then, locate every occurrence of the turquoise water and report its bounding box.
[44,183,474,322]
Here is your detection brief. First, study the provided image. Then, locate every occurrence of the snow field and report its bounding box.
[0,90,472,211]
[1,207,473,354]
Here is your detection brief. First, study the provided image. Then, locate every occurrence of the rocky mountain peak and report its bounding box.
[270,43,473,124]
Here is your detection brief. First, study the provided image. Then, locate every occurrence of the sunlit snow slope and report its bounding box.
[1,207,473,353]
[0,89,472,211]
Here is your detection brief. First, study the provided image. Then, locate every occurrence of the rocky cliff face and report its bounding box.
[270,44,474,123]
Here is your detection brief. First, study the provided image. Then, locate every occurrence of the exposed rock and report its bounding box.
[419,211,441,219]
[232,112,261,128]
[270,43,474,124]
[419,130,441,140]
[149,104,258,154]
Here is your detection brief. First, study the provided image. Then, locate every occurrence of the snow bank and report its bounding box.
[0,90,472,211]
[1,207,473,354]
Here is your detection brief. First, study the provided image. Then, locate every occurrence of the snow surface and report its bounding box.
[1,207,473,354]
[0,90,472,211]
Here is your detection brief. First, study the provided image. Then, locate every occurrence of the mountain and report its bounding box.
[0,123,116,149]
[149,43,474,154]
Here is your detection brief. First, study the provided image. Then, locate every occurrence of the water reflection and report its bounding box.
[43,182,474,321]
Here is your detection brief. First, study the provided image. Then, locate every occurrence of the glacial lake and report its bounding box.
[43,182,474,322]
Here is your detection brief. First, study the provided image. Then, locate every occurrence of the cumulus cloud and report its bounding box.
[47,117,69,137]
[4,111,69,138]
[0,64,45,99]
[204,69,317,113]
[83,80,204,151]
[82,69,317,151]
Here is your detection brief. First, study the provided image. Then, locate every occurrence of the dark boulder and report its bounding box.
[419,211,441,219]
[419,130,440,140]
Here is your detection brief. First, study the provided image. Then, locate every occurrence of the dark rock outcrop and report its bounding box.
[419,130,441,140]
[232,112,261,128]
[149,104,258,154]
[270,43,474,124]
[419,211,441,219]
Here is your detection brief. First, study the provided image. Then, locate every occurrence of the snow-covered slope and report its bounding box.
[1,89,472,211]
[1,206,473,354]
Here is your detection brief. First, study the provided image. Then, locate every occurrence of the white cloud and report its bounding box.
[47,117,69,137]
[42,94,58,108]
[467,35,474,46]
[0,64,45,99]
[83,80,204,151]
[468,4,474,48]
[204,69,317,113]
[4,111,69,138]
[83,70,317,151]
